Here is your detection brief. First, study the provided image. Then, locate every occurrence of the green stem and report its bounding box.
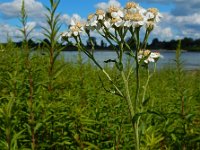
[135,28,140,112]
[142,29,152,49]
[142,69,150,106]
[134,27,141,150]
[121,71,134,117]
[121,70,140,150]
[76,40,124,98]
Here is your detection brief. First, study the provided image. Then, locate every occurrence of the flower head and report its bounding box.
[138,50,161,64]
[108,5,124,19]
[146,8,162,23]
[150,52,161,62]
[96,9,106,20]
[110,17,124,27]
[126,2,138,9]
[85,13,99,31]
[124,12,146,27]
[63,18,85,38]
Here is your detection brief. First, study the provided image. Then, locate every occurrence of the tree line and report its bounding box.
[1,37,200,51]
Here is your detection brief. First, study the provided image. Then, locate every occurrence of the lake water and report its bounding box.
[61,50,200,70]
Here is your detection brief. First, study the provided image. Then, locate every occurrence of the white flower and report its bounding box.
[124,12,146,28]
[108,5,125,19]
[104,19,112,28]
[111,9,124,19]
[138,50,161,64]
[85,14,98,31]
[125,2,140,13]
[111,17,124,27]
[63,18,85,37]
[150,52,162,62]
[146,8,162,23]
[96,9,106,20]
[106,6,124,27]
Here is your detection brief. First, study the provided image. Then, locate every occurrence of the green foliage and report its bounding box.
[0,41,200,149]
[0,0,200,149]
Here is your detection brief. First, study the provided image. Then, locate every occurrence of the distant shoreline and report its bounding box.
[60,48,200,52]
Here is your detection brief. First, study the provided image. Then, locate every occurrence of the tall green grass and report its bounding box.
[0,0,200,149]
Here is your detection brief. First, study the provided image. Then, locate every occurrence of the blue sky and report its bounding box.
[0,0,200,43]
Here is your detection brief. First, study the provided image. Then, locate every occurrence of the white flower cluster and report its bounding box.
[138,50,162,64]
[61,1,162,39]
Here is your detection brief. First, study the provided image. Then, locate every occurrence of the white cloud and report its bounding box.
[175,13,200,25]
[61,13,86,26]
[95,0,121,10]
[0,0,45,18]
[0,24,21,42]
[152,26,173,41]
[60,14,71,25]
[135,0,200,16]
[0,0,199,43]
[0,22,44,43]
[158,13,200,40]
[25,21,37,31]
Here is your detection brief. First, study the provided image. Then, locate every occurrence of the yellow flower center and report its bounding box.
[88,14,94,20]
[139,50,151,57]
[125,12,143,21]
[96,9,105,16]
[126,2,137,9]
[109,6,119,13]
[111,18,121,23]
[70,26,80,32]
[148,8,158,15]
[124,13,133,20]
[144,50,151,56]
[76,22,82,28]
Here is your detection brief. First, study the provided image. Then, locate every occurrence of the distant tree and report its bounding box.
[151,38,160,48]
[182,37,193,48]
[27,39,36,47]
[100,40,107,48]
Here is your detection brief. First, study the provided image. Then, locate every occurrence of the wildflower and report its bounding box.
[109,6,124,19]
[150,52,161,62]
[146,8,162,23]
[104,19,112,28]
[96,9,106,20]
[125,2,139,13]
[85,13,98,30]
[124,12,146,27]
[111,17,124,27]
[138,50,161,63]
[64,19,85,37]
[126,2,138,9]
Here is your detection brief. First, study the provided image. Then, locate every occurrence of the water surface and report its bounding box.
[61,50,200,70]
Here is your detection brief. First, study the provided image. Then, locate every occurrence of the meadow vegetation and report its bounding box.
[0,0,200,149]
